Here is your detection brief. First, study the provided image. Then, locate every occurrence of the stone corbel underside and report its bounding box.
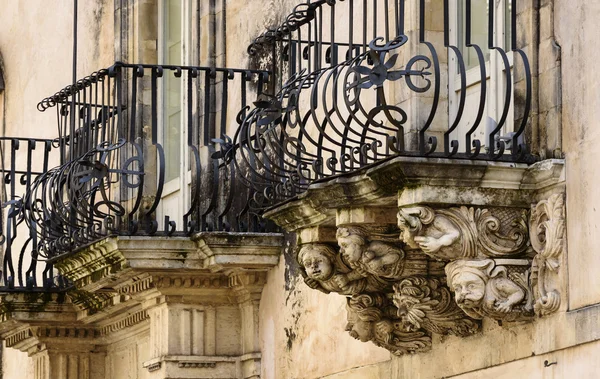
[264,156,566,355]
[0,232,283,379]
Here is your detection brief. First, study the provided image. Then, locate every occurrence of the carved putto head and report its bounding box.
[297,244,337,281]
[397,207,435,249]
[445,260,502,309]
[336,226,368,264]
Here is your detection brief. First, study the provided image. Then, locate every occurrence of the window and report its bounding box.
[158,0,193,224]
[162,0,183,184]
[449,0,514,150]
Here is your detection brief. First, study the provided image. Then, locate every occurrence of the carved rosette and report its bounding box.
[529,194,565,316]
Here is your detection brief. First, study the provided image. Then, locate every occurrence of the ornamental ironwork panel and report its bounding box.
[222,0,533,209]
[0,62,274,292]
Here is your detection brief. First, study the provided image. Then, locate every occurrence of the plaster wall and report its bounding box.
[0,0,114,139]
[260,246,600,379]
[105,331,151,379]
[259,246,391,379]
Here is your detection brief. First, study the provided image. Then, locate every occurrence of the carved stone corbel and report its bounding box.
[397,206,529,261]
[297,223,481,355]
[392,277,479,336]
[297,243,388,295]
[336,225,407,279]
[345,293,431,355]
[529,194,565,316]
[445,259,534,322]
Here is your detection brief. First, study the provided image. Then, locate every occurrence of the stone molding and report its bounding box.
[265,158,566,355]
[0,233,284,379]
[530,193,565,316]
[99,309,149,336]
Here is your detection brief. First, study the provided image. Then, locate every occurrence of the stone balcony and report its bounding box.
[0,233,283,379]
[262,156,565,355]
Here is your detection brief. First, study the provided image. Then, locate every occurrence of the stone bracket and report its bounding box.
[263,158,566,355]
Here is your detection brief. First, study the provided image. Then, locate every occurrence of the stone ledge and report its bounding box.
[265,157,565,231]
[0,232,284,379]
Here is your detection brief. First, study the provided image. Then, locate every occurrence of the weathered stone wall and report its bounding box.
[259,239,391,379]
[0,0,114,139]
[554,0,600,310]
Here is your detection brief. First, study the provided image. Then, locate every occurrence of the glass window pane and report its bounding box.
[458,0,491,71]
[505,0,513,50]
[163,0,182,182]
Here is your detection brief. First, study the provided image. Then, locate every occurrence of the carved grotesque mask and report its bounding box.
[450,271,486,308]
[345,306,374,342]
[300,247,334,281]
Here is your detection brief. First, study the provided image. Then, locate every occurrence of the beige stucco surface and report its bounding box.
[0,0,114,139]
[259,251,391,379]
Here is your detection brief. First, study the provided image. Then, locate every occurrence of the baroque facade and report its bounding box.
[0,0,597,378]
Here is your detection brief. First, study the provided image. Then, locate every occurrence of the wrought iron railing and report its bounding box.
[0,0,534,292]
[227,0,533,208]
[0,62,273,292]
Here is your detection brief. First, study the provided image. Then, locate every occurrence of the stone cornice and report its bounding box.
[192,232,283,272]
[99,309,149,337]
[265,157,565,231]
[0,232,284,358]
[54,233,282,293]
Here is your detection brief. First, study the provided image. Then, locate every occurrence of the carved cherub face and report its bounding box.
[301,247,333,281]
[345,307,374,342]
[397,212,419,249]
[451,271,486,308]
[337,234,365,264]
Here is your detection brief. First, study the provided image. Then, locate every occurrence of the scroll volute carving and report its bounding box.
[530,194,565,316]
[397,206,529,260]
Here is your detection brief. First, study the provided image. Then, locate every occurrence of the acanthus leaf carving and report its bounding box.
[345,293,431,355]
[392,277,479,336]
